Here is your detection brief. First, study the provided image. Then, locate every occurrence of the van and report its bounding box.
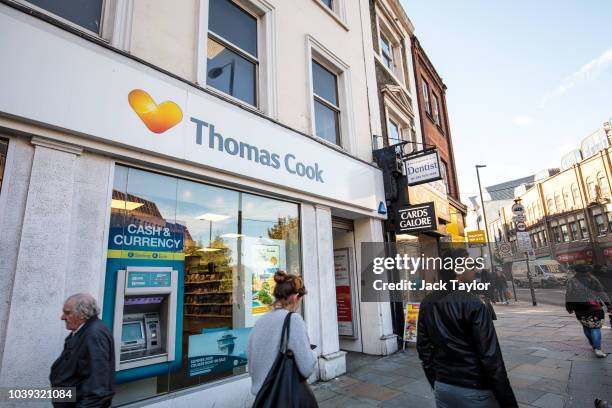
[511,259,568,288]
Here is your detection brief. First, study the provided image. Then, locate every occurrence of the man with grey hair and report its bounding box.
[50,293,115,407]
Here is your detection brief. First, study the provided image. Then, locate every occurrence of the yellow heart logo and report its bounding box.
[128,89,183,134]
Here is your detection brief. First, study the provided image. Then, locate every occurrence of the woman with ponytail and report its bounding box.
[247,270,318,407]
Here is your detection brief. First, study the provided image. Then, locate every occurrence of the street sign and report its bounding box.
[512,215,525,223]
[516,231,532,252]
[511,202,525,216]
[515,221,526,232]
[466,230,486,244]
[498,242,512,256]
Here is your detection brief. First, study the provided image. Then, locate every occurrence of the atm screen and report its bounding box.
[122,322,144,343]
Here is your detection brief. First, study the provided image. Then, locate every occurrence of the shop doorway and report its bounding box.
[332,217,362,352]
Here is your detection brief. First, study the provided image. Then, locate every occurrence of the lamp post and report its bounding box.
[476,165,496,285]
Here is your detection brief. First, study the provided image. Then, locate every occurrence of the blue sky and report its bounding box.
[401,0,612,200]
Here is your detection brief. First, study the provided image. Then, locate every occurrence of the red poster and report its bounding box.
[336,285,352,322]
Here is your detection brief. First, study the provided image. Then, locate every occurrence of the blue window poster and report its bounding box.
[188,327,251,376]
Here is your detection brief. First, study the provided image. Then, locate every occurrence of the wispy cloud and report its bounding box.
[541,47,612,105]
[513,115,533,126]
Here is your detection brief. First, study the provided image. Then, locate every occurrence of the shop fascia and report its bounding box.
[0,9,385,214]
[191,117,324,183]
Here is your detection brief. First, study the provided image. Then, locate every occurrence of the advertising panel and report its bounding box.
[466,230,486,245]
[403,303,420,346]
[188,328,250,377]
[334,248,356,338]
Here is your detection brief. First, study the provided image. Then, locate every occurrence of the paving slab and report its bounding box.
[312,302,612,407]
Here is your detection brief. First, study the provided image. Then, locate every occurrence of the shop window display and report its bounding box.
[104,166,301,405]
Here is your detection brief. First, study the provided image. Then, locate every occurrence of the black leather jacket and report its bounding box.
[417,290,517,407]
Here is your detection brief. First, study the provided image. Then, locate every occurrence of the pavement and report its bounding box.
[312,301,612,408]
[515,287,566,307]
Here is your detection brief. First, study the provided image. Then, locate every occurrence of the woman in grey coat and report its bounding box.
[247,270,318,406]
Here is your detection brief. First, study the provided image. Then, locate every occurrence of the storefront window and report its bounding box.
[0,138,7,194]
[579,219,589,239]
[595,214,607,236]
[105,166,301,405]
[569,222,578,241]
[560,224,569,242]
[552,226,561,243]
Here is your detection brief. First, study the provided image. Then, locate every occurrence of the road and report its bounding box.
[513,287,566,307]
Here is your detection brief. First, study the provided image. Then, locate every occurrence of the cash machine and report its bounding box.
[113,266,178,371]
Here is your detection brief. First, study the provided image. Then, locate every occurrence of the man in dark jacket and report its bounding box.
[417,248,517,408]
[50,293,115,408]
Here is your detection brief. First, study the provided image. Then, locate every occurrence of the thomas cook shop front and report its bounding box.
[0,8,394,408]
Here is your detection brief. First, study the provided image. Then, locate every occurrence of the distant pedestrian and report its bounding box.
[565,264,611,358]
[50,293,115,407]
[417,248,517,408]
[592,264,612,328]
[248,271,318,407]
[495,270,509,304]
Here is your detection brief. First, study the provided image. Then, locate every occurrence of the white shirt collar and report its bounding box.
[72,322,86,335]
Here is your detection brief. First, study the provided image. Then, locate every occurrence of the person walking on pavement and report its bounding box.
[566,264,611,358]
[50,293,115,408]
[592,264,612,328]
[495,270,509,304]
[417,248,518,408]
[247,270,318,407]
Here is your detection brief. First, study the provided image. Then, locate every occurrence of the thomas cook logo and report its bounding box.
[128,89,183,134]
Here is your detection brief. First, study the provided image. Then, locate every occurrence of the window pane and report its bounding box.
[320,0,333,9]
[312,61,338,106]
[0,138,7,194]
[380,34,392,68]
[107,166,301,404]
[314,100,339,145]
[388,120,400,142]
[27,0,103,33]
[207,38,256,106]
[208,0,257,57]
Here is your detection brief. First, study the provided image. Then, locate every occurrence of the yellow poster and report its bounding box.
[403,303,420,343]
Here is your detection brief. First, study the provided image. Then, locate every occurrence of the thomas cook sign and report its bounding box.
[396,202,437,233]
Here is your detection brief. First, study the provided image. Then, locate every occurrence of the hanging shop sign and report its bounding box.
[515,221,526,232]
[405,150,442,186]
[334,248,357,338]
[396,202,437,234]
[466,230,486,245]
[0,11,384,213]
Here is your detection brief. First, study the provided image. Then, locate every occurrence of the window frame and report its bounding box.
[312,60,341,145]
[374,7,407,86]
[421,78,431,116]
[379,32,394,70]
[307,35,355,151]
[312,0,348,28]
[15,0,133,49]
[597,171,609,198]
[197,0,277,116]
[432,92,441,127]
